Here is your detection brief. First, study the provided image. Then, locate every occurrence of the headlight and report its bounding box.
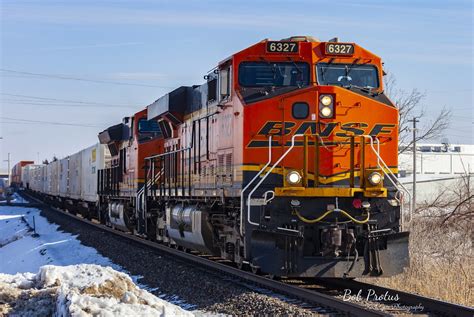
[286,171,302,185]
[320,106,333,118]
[368,172,383,185]
[319,94,334,118]
[320,95,333,106]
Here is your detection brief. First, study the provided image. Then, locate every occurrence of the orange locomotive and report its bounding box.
[97,36,409,277]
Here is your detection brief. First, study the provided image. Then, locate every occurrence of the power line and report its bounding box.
[1,68,174,89]
[1,100,136,109]
[1,93,136,108]
[1,117,101,128]
[426,89,472,94]
[0,121,100,128]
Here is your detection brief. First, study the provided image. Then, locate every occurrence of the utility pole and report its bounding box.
[409,117,419,213]
[4,153,11,185]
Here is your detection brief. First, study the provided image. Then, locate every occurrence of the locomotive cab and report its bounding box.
[97,109,165,232]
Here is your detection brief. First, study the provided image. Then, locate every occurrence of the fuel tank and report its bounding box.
[166,204,218,254]
[108,202,130,232]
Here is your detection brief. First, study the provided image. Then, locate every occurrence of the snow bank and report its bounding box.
[0,264,194,316]
[0,205,120,274]
[0,204,199,315]
[10,193,28,204]
[0,193,28,204]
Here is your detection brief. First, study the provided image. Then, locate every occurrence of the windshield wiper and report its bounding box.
[320,58,334,81]
[345,84,374,95]
[287,57,302,73]
[287,57,305,87]
[258,57,279,89]
[345,58,360,77]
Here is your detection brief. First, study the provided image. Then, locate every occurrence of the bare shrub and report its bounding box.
[365,175,473,306]
[384,75,452,154]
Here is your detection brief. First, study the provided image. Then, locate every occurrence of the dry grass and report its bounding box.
[369,218,473,306]
[365,176,474,306]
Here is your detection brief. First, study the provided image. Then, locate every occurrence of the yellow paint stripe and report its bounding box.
[240,165,398,184]
[274,187,387,198]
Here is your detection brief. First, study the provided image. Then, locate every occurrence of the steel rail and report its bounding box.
[315,278,474,317]
[24,194,388,317]
[0,201,42,207]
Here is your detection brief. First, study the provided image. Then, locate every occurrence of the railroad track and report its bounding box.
[281,278,473,316]
[22,193,474,317]
[314,278,473,317]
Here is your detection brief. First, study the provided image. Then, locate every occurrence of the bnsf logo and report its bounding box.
[247,121,395,148]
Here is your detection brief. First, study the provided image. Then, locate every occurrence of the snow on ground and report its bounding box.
[0,195,198,316]
[0,203,120,274]
[0,264,193,316]
[0,192,27,204]
[9,193,28,203]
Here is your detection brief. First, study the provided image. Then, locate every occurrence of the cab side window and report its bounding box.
[137,118,162,143]
[219,65,232,102]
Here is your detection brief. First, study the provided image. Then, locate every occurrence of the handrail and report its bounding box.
[246,134,304,230]
[137,168,164,196]
[361,135,412,229]
[145,147,191,161]
[240,136,272,236]
[136,168,164,218]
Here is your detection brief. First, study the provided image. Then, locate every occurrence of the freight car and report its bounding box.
[20,36,411,278]
[21,164,42,190]
[23,144,110,214]
[11,161,34,188]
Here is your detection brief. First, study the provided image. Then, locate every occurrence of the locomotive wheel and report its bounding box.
[236,261,249,271]
[250,263,260,274]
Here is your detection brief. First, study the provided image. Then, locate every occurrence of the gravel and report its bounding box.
[34,201,325,316]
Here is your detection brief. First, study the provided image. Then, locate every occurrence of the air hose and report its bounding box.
[344,247,359,278]
[295,208,370,224]
[294,209,333,224]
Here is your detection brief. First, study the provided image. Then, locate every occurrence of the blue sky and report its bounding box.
[0,0,473,168]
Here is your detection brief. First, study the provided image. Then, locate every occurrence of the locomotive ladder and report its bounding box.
[361,135,412,230]
[240,134,304,236]
[136,166,164,219]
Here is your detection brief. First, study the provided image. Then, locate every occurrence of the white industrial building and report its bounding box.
[399,143,473,177]
[398,144,473,203]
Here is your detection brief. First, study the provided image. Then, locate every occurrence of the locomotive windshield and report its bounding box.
[137,118,161,142]
[239,62,310,87]
[316,63,379,89]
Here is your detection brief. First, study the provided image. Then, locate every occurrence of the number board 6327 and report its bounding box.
[266,41,299,53]
[325,43,355,56]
